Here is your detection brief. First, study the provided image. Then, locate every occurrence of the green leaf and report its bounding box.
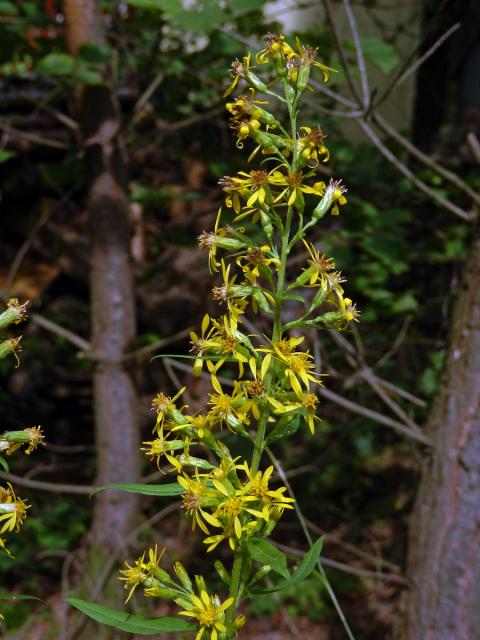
[0,150,16,164]
[0,2,19,15]
[227,0,259,16]
[288,536,324,584]
[73,70,104,86]
[0,456,9,473]
[90,482,183,497]
[127,0,181,9]
[266,414,301,445]
[359,37,399,74]
[247,538,290,579]
[0,594,42,601]
[252,536,325,594]
[37,53,76,77]
[391,292,418,314]
[78,43,111,66]
[67,598,194,634]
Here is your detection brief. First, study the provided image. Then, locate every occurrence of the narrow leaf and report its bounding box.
[0,456,9,473]
[251,536,325,594]
[90,482,183,498]
[67,598,194,634]
[247,538,290,579]
[0,594,42,601]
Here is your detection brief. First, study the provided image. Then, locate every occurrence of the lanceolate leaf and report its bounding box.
[67,598,194,634]
[0,456,9,473]
[0,594,42,601]
[247,538,290,579]
[265,414,301,445]
[250,536,325,594]
[90,482,183,497]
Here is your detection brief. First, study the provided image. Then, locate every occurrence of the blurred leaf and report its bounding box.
[266,414,301,445]
[359,37,399,74]
[0,2,18,15]
[391,292,418,314]
[127,0,181,10]
[90,482,183,497]
[78,43,111,66]
[73,69,104,85]
[0,150,16,164]
[37,52,75,77]
[0,456,9,472]
[0,594,41,601]
[247,538,290,579]
[67,598,194,634]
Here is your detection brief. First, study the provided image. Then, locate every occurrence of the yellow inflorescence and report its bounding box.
[120,33,359,639]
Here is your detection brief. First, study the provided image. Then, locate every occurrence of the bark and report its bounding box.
[405,228,480,639]
[62,0,140,553]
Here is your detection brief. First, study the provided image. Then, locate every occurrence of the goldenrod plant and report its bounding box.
[69,34,358,639]
[0,299,44,619]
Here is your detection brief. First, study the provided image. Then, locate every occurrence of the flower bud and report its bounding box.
[0,299,28,329]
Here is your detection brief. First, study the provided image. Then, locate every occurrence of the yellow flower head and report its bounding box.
[0,484,29,535]
[177,590,234,640]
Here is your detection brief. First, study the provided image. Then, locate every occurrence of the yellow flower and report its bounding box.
[177,590,234,640]
[268,167,326,207]
[151,387,187,432]
[298,125,330,166]
[239,463,294,520]
[256,33,294,64]
[0,426,45,456]
[224,53,252,97]
[141,433,188,472]
[0,484,28,535]
[326,178,348,215]
[302,240,345,290]
[177,473,221,534]
[119,553,148,603]
[207,378,249,431]
[236,245,279,286]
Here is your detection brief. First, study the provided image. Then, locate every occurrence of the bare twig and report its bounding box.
[0,471,93,494]
[0,120,69,149]
[30,313,91,352]
[357,119,473,221]
[318,386,431,445]
[388,22,460,95]
[343,0,370,108]
[373,113,480,206]
[274,541,408,585]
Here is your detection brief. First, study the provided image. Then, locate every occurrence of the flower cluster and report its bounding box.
[120,34,358,639]
[0,300,45,557]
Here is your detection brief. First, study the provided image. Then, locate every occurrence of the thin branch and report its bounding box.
[0,471,93,494]
[0,120,69,149]
[390,22,460,94]
[373,112,480,206]
[374,22,460,109]
[30,313,91,352]
[357,118,474,222]
[274,541,408,585]
[343,0,370,108]
[266,447,356,640]
[321,0,362,103]
[318,386,431,445]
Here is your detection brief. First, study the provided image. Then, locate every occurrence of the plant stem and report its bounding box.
[226,546,245,631]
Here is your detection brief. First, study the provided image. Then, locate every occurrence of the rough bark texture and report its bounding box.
[62,0,140,553]
[406,228,480,640]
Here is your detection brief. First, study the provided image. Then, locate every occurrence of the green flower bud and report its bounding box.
[214,560,231,586]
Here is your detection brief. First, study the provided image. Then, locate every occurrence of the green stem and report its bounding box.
[265,446,356,640]
[226,547,246,632]
[225,79,302,638]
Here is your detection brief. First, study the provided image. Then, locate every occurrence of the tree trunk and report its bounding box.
[405,228,480,639]
[62,0,140,554]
